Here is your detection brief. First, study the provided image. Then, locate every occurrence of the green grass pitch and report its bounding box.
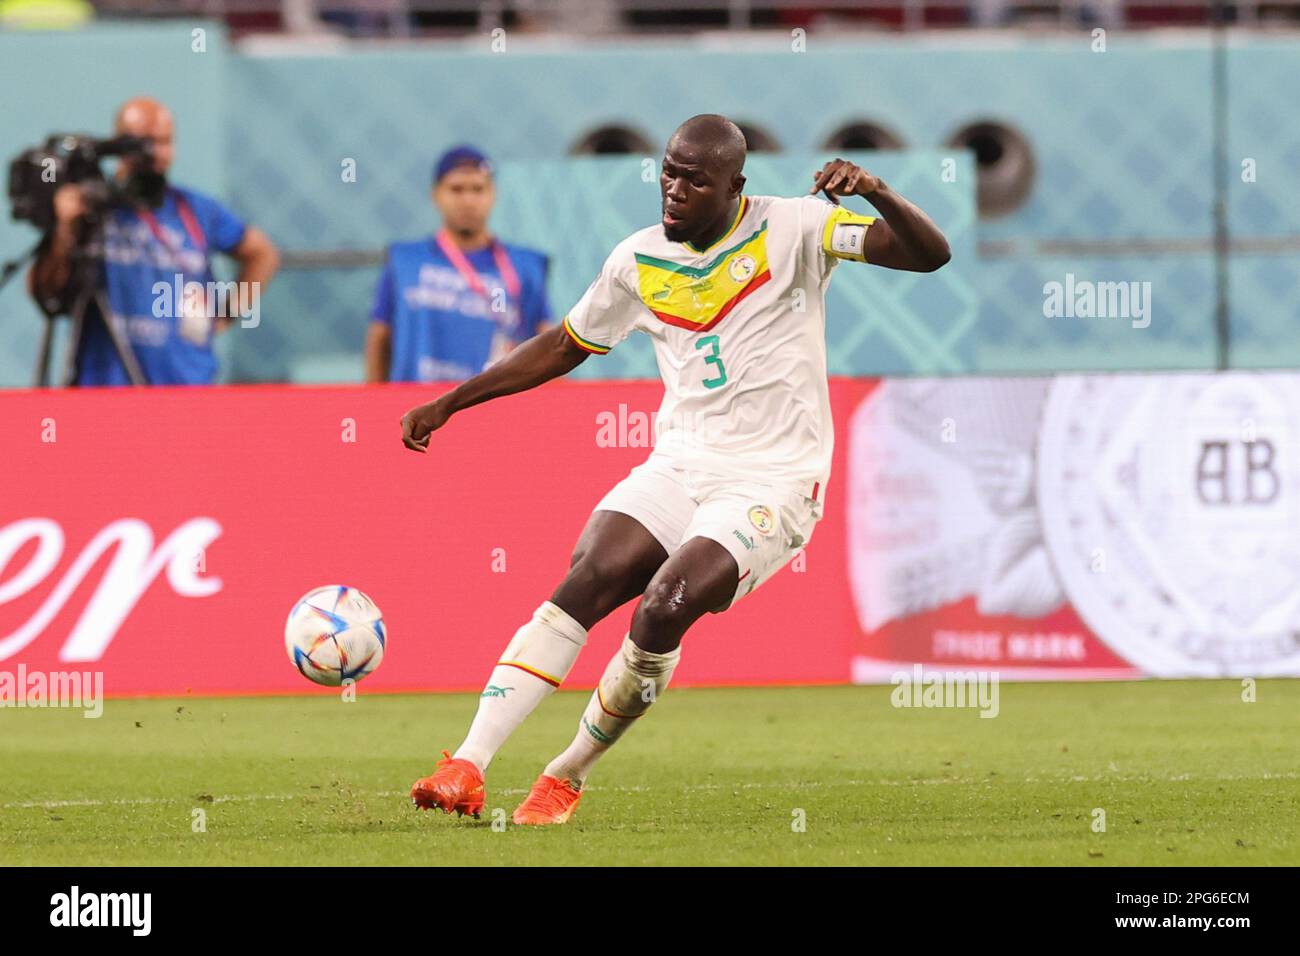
[1,680,1296,866]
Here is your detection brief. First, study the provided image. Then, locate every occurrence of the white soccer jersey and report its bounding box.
[563,194,875,496]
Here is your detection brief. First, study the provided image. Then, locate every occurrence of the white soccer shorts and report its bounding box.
[592,454,822,609]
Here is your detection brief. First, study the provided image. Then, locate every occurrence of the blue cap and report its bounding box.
[433,145,492,184]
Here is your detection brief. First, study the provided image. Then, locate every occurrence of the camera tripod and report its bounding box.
[3,214,150,387]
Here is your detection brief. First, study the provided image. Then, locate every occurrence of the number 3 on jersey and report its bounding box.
[695,334,727,389]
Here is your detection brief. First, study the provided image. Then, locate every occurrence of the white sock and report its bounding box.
[543,634,680,789]
[453,601,587,772]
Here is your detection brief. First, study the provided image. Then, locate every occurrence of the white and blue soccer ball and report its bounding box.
[285,585,386,687]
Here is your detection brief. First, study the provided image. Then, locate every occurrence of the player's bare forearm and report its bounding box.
[399,324,588,452]
[858,180,951,273]
[811,159,951,273]
[444,324,588,413]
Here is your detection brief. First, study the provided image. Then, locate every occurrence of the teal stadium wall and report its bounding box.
[0,25,1296,386]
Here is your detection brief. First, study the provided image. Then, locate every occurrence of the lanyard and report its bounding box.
[137,191,207,258]
[136,191,212,330]
[434,229,521,304]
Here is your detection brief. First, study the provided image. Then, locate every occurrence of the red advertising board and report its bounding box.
[9,372,1287,697]
[0,380,868,696]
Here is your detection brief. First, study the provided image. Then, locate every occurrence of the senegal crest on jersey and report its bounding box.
[632,220,771,333]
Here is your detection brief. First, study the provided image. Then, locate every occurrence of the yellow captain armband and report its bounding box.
[821,206,878,263]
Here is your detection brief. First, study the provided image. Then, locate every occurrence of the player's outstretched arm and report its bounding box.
[811,158,951,273]
[400,324,589,452]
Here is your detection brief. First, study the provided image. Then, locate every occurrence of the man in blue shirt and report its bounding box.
[29,97,280,386]
[365,146,552,383]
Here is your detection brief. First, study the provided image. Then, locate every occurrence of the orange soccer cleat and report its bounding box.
[512,773,583,825]
[410,750,486,818]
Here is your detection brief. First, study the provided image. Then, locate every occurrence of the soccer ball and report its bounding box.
[284,585,386,687]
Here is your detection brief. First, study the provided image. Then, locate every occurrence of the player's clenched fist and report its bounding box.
[400,398,452,452]
[810,158,881,205]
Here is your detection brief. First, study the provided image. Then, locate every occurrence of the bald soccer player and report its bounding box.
[399,114,951,825]
[30,97,280,386]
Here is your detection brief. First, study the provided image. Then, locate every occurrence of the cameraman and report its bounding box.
[28,97,280,386]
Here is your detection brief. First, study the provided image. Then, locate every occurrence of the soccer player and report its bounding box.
[400,114,950,825]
